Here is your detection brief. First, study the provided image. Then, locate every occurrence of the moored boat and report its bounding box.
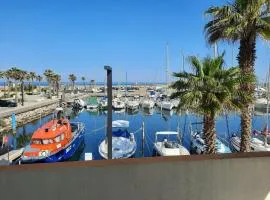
[98,120,136,159]
[231,132,270,152]
[191,131,231,154]
[21,108,85,163]
[153,131,190,156]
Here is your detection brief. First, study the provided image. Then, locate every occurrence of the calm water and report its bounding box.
[6,108,269,161]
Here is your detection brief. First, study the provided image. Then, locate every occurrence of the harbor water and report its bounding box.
[6,107,270,161]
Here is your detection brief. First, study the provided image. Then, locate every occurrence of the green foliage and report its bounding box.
[170,53,243,115]
[205,0,270,43]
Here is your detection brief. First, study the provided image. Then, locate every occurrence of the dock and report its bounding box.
[0,148,24,165]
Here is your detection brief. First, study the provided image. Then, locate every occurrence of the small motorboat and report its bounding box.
[85,97,99,111]
[156,100,174,110]
[99,97,108,110]
[140,98,155,109]
[112,99,125,110]
[191,131,231,154]
[21,108,85,163]
[99,120,136,159]
[153,131,190,156]
[73,98,86,109]
[126,100,140,110]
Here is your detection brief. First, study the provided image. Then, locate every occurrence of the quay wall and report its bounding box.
[0,153,270,200]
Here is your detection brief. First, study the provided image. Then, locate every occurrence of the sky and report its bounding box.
[0,0,269,83]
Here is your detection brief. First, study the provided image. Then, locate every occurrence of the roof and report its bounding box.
[112,120,129,128]
[155,131,179,135]
[32,120,69,139]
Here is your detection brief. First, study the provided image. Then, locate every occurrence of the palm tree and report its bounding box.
[5,69,13,97]
[29,72,36,92]
[204,0,270,152]
[6,67,20,103]
[25,73,32,93]
[81,77,86,90]
[36,75,43,94]
[44,69,54,98]
[68,74,77,91]
[0,71,4,97]
[170,54,242,153]
[51,74,61,97]
[7,68,27,106]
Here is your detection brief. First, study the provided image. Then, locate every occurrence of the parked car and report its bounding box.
[0,100,17,107]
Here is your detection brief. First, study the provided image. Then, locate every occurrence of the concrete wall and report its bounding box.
[0,153,270,200]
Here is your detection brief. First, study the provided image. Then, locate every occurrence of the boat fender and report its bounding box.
[130,133,135,142]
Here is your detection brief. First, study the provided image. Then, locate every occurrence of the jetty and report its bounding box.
[0,148,24,165]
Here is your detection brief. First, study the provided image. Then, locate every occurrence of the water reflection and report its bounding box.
[6,107,270,161]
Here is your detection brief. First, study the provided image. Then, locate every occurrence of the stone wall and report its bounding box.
[0,103,58,131]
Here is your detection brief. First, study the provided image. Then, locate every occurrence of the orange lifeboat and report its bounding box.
[21,108,85,163]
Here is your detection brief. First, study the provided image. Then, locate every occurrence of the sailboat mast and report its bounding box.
[266,64,270,142]
[125,72,127,98]
[181,50,185,72]
[214,42,218,58]
[165,43,169,90]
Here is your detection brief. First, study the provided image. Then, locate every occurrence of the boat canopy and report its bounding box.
[155,131,179,136]
[112,120,129,128]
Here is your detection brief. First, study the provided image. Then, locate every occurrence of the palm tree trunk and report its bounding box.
[48,81,52,99]
[7,78,10,97]
[39,81,41,94]
[238,35,256,152]
[203,112,216,154]
[21,81,24,106]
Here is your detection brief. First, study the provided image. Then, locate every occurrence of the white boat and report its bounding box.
[85,104,98,110]
[99,97,108,109]
[98,120,136,159]
[153,131,190,156]
[156,100,174,110]
[126,100,140,110]
[112,99,125,109]
[191,131,231,154]
[231,134,270,152]
[254,98,268,110]
[140,99,155,109]
[73,98,86,109]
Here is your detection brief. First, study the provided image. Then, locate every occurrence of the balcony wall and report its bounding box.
[0,153,270,200]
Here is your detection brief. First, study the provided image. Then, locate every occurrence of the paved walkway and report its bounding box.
[0,99,60,118]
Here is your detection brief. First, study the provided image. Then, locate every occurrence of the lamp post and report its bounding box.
[104,66,112,159]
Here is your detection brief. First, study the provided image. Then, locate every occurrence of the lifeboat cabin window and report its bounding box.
[42,139,49,145]
[61,133,64,141]
[54,135,61,143]
[31,139,42,145]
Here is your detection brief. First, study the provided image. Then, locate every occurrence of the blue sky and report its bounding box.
[0,0,269,83]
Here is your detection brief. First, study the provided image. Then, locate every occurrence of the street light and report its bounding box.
[104,65,112,159]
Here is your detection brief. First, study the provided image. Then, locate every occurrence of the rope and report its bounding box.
[144,131,152,154]
[133,127,142,134]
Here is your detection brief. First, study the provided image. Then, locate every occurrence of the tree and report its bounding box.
[44,69,54,98]
[36,75,43,94]
[170,54,242,153]
[0,71,4,97]
[29,72,36,92]
[5,69,13,97]
[51,74,61,97]
[68,74,77,91]
[204,0,270,151]
[7,68,27,106]
[81,76,86,90]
